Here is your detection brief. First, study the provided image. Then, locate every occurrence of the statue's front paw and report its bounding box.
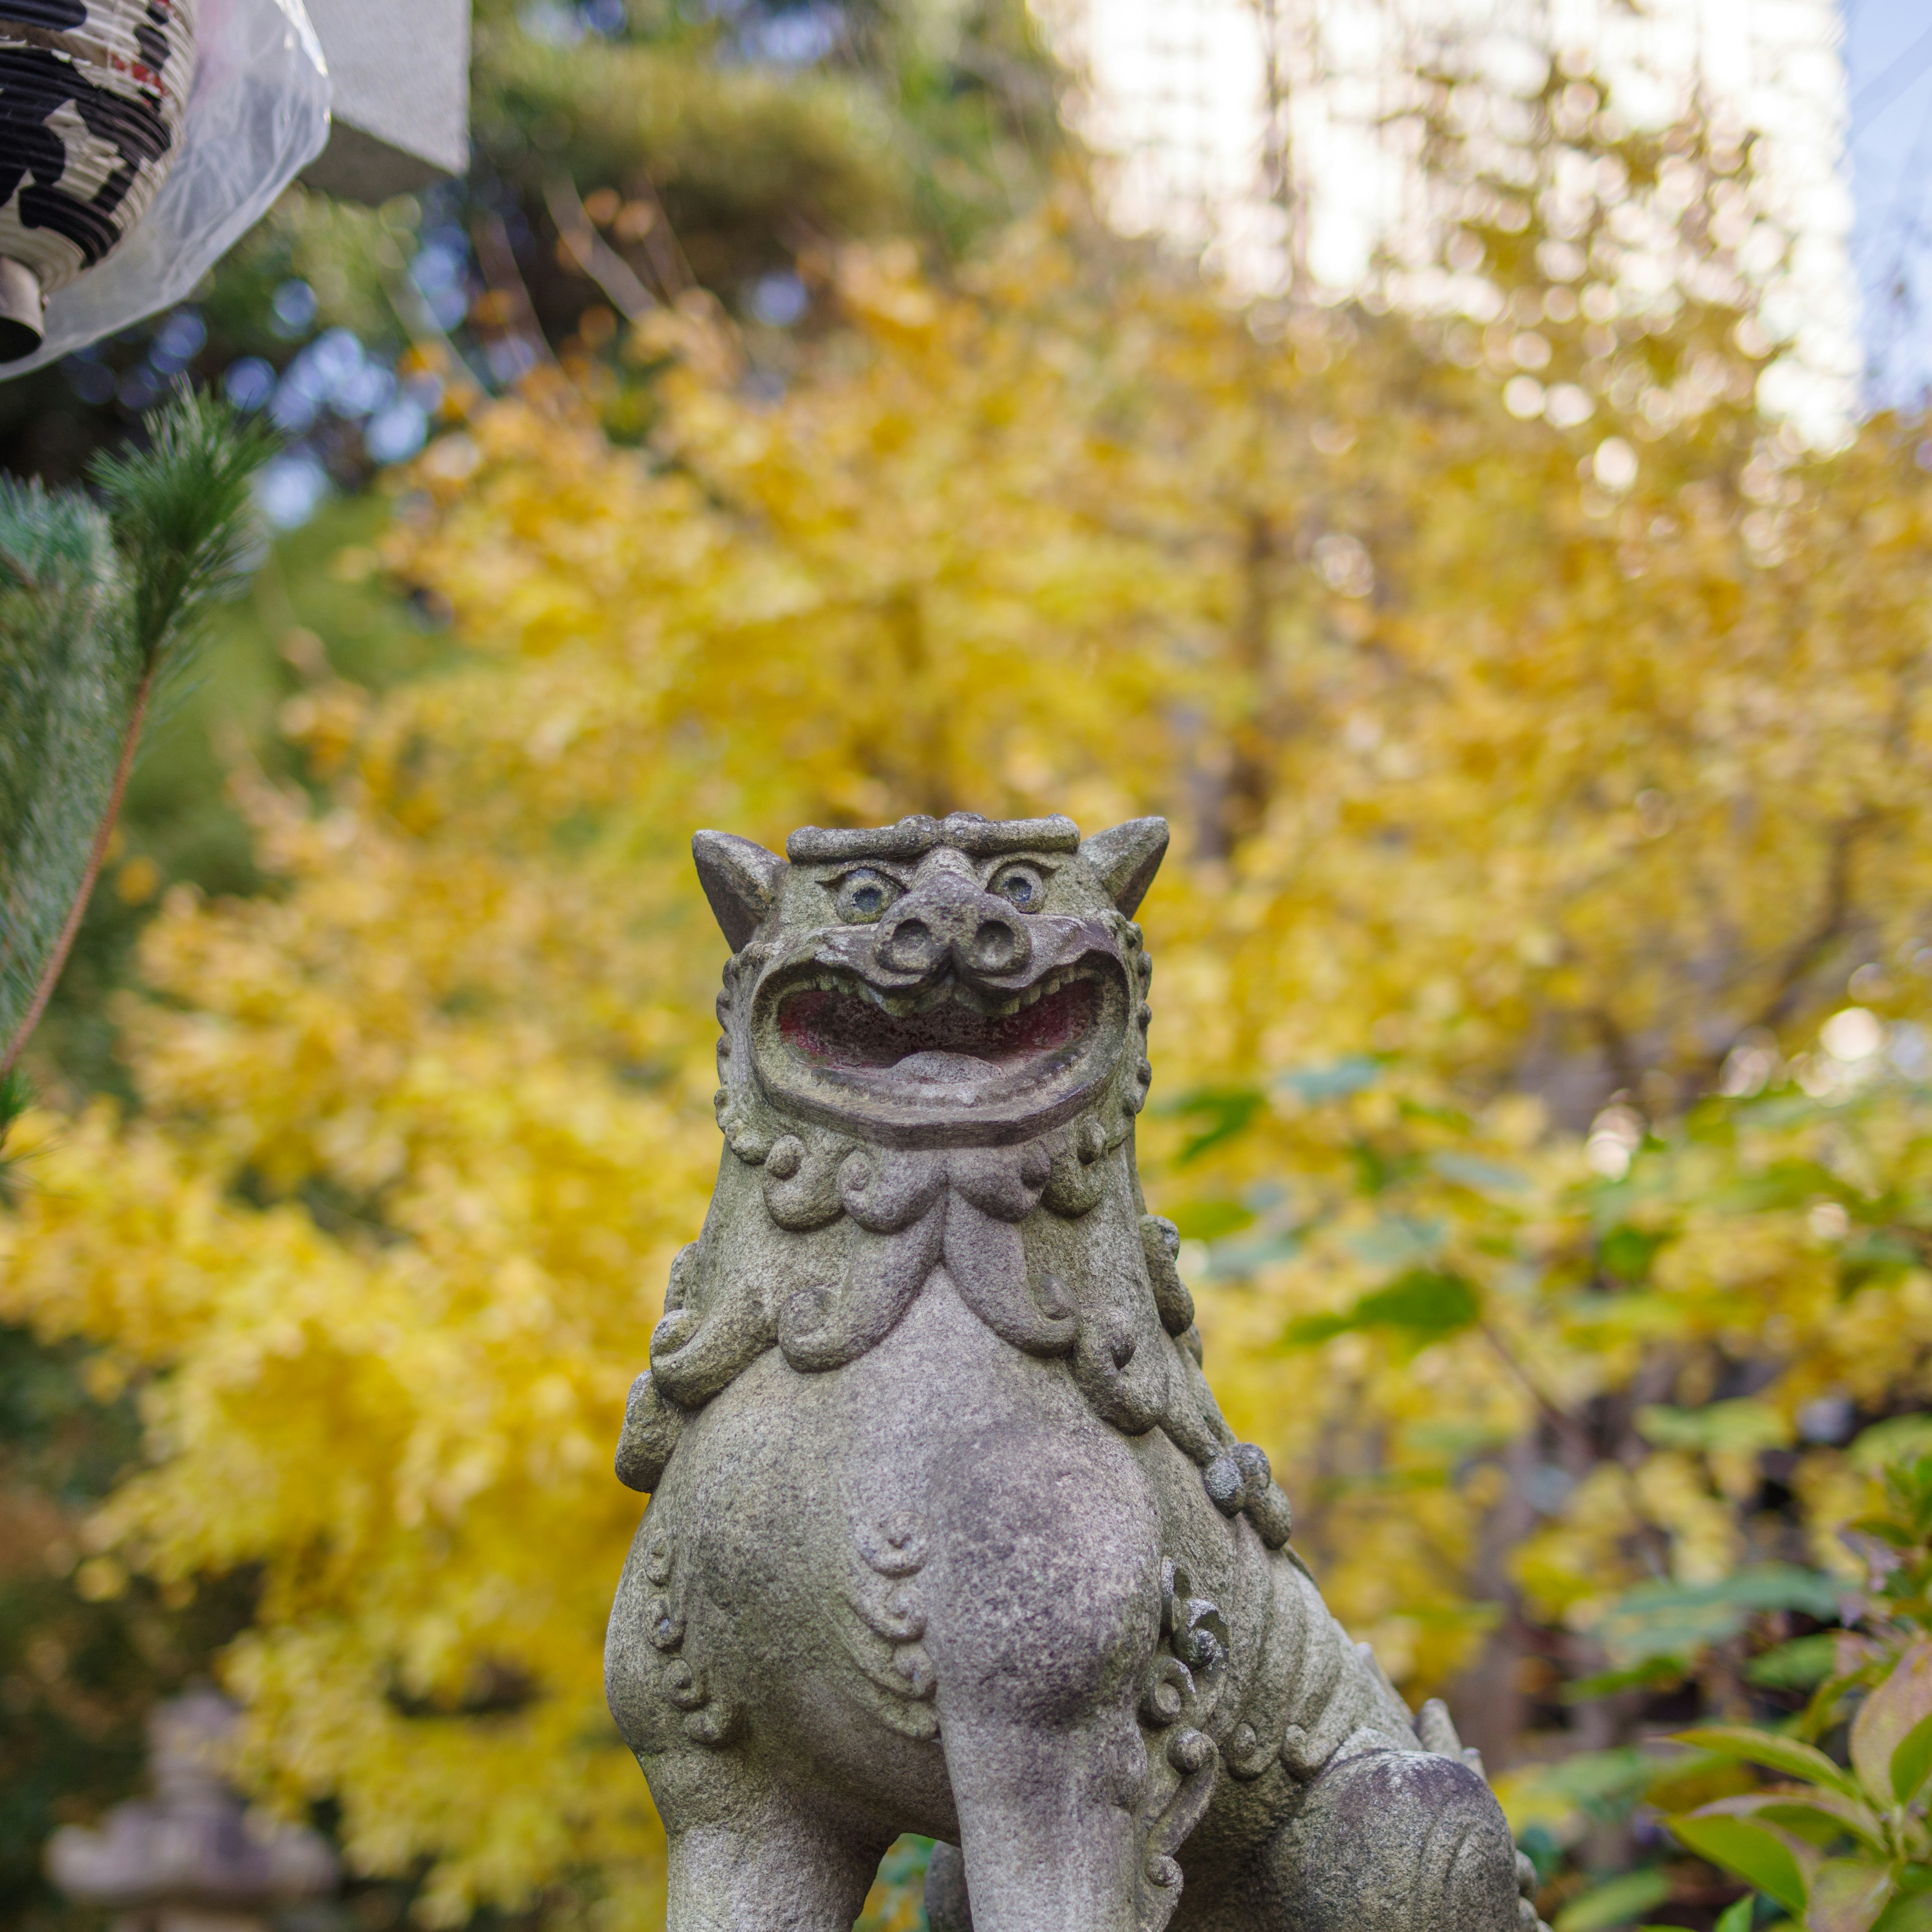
[1516,1850,1550,1932]
[615,1369,686,1492]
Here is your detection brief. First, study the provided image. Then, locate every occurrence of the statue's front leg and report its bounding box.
[660,1778,891,1932]
[939,1702,1151,1932]
[923,1420,1168,1932]
[608,1496,890,1932]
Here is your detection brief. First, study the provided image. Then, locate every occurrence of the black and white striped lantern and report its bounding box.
[0,0,197,361]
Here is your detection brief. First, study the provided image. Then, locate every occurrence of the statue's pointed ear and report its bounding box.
[693,831,784,950]
[1082,817,1169,918]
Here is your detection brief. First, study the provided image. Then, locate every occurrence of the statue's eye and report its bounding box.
[993,864,1046,913]
[836,868,899,924]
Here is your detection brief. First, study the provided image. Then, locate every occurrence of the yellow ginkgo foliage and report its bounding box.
[8,77,1932,1923]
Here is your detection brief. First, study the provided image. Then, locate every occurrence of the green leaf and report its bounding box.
[1802,1674,1876,1750]
[1712,1159,1843,1214]
[1750,1637,1844,1694]
[1846,1520,1919,1550]
[1566,1657,1689,1701]
[1532,1746,1655,1810]
[1872,1892,1932,1932]
[1282,1311,1353,1347]
[1661,1569,1839,1615]
[1599,1224,1668,1280]
[1635,1569,1844,1619]
[1498,1746,1655,1835]
[1202,1234,1300,1281]
[1345,1214,1445,1268]
[1168,1198,1254,1241]
[1674,1730,1864,1803]
[1427,1150,1532,1194]
[1851,1421,1932,1476]
[1160,1085,1265,1164]
[1716,1897,1758,1932]
[1840,1234,1921,1294]
[1668,1815,1811,1914]
[1282,1268,1481,1348]
[1852,1643,1932,1803]
[1637,1400,1793,1456]
[1805,1860,1893,1932]
[1275,1055,1381,1103]
[1553,1868,1673,1932]
[1604,1604,1756,1667]
[1352,1268,1481,1333]
[1711,1792,1888,1855]
[1889,1707,1932,1807]
[1599,1573,1842,1669]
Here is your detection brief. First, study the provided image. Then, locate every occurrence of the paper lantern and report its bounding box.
[0,0,328,372]
[0,0,199,359]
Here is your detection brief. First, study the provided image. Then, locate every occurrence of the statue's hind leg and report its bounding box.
[1273,1747,1527,1931]
[1170,1748,1531,1932]
[660,1775,891,1932]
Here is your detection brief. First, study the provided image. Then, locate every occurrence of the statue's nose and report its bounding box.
[876,885,1031,982]
[959,902,1029,980]
[876,902,945,977]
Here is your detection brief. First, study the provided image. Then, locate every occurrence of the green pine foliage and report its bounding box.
[0,486,134,1080]
[89,391,275,672]
[0,392,273,1091]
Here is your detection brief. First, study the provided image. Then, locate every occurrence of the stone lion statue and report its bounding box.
[606,812,1541,1932]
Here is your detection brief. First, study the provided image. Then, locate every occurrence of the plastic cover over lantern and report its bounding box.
[0,0,328,370]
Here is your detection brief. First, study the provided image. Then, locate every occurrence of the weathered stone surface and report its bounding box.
[607,813,1541,1932]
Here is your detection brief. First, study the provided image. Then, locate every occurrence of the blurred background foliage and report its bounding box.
[4,4,1932,1932]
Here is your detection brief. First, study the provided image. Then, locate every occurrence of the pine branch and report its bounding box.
[0,482,135,1060]
[0,656,154,1082]
[0,390,275,1086]
[90,386,278,679]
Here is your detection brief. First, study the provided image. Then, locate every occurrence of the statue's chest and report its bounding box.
[613,1268,1178,1759]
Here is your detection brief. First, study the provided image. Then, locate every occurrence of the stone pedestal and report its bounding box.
[46,1688,338,1932]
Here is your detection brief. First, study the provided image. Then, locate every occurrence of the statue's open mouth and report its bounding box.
[755,960,1125,1143]
[780,967,1097,1069]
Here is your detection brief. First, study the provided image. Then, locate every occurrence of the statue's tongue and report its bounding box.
[891,1050,991,1091]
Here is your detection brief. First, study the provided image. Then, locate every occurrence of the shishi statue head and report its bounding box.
[698,812,1170,1156]
[618,808,1293,1553]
